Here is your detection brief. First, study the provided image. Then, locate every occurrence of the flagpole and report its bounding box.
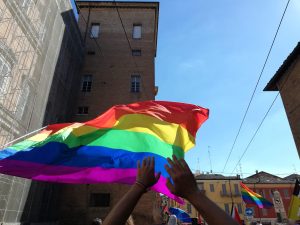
[254,178,262,224]
[0,126,46,149]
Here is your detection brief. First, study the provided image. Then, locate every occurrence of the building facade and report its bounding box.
[58,2,159,225]
[0,0,84,223]
[168,174,244,224]
[243,171,296,225]
[264,42,300,157]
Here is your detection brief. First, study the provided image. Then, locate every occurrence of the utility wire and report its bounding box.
[229,41,297,174]
[77,3,153,101]
[113,0,154,100]
[230,93,279,173]
[76,6,104,56]
[222,0,291,173]
[114,1,139,69]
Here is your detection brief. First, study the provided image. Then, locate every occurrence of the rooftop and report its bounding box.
[264,42,300,91]
[243,171,298,184]
[195,173,241,180]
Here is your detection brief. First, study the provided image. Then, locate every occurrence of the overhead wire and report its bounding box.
[113,0,154,100]
[230,93,279,173]
[229,51,297,174]
[77,1,154,100]
[75,6,103,56]
[222,0,291,173]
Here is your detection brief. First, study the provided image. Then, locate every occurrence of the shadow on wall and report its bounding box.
[19,9,84,224]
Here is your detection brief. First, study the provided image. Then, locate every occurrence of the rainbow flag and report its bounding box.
[240,182,273,208]
[0,101,209,202]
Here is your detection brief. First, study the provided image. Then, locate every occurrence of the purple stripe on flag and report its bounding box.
[0,159,183,203]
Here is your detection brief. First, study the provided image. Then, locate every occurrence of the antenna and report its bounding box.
[208,146,213,173]
[239,162,243,178]
[292,164,297,173]
[195,157,200,175]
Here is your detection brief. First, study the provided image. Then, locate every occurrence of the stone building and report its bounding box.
[264,42,300,157]
[58,2,159,225]
[0,0,84,223]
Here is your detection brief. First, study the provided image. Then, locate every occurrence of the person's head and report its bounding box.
[167,215,177,225]
[92,218,102,225]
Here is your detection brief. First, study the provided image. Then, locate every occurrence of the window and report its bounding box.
[224,203,230,214]
[133,24,142,39]
[283,189,289,199]
[16,85,29,119]
[87,51,95,55]
[187,203,192,214]
[131,75,141,93]
[209,184,215,192]
[132,49,141,56]
[234,184,239,194]
[197,183,204,191]
[77,106,89,115]
[237,203,242,214]
[250,207,255,216]
[222,184,227,194]
[81,74,93,92]
[0,56,11,95]
[259,190,265,198]
[262,208,268,216]
[90,23,100,38]
[90,193,110,207]
[21,0,32,12]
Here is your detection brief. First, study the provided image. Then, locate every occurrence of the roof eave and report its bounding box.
[264,42,300,92]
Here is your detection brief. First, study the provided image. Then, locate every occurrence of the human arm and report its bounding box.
[164,155,239,225]
[102,157,161,225]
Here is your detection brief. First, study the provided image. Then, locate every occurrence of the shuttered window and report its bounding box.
[133,24,142,39]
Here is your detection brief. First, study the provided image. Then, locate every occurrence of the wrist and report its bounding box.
[134,181,148,193]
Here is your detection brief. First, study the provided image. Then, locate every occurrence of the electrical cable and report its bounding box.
[113,0,154,100]
[229,47,297,174]
[222,0,291,173]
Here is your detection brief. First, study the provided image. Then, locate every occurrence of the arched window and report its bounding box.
[16,84,30,119]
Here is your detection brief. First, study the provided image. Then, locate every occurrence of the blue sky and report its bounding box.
[155,0,300,177]
[71,0,300,177]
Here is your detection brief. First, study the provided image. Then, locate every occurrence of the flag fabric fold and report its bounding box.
[231,206,242,225]
[0,100,209,202]
[240,182,273,209]
[288,179,300,221]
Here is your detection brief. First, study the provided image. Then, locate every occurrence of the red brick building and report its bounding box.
[264,42,300,157]
[243,171,297,225]
[59,1,160,225]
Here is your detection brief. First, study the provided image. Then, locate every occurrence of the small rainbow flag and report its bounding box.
[0,101,209,202]
[240,182,273,208]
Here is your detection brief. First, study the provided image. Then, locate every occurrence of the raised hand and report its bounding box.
[164,155,199,200]
[136,156,161,189]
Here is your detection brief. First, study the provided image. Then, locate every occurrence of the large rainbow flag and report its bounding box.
[240,182,273,208]
[0,101,209,202]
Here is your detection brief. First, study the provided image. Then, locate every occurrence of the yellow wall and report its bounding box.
[170,179,244,220]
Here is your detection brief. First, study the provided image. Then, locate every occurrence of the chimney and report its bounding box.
[256,170,258,174]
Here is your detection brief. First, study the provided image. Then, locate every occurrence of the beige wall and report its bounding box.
[169,179,244,221]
